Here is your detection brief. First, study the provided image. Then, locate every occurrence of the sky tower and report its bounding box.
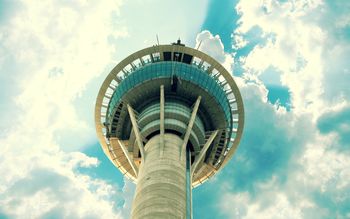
[95,40,244,218]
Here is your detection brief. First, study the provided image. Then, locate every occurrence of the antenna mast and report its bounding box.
[156,34,160,45]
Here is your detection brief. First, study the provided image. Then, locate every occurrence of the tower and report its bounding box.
[95,40,244,218]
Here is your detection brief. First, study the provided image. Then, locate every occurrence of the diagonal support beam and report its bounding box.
[127,104,145,162]
[118,140,138,177]
[180,96,201,159]
[160,85,165,156]
[191,130,219,176]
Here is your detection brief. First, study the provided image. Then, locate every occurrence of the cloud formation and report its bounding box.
[207,0,350,218]
[195,30,234,72]
[0,1,128,217]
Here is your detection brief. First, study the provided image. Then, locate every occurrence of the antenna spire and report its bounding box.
[196,40,202,50]
[156,34,160,45]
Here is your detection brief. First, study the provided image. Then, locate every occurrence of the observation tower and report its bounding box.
[95,40,244,219]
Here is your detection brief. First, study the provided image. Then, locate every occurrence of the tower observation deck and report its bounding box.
[95,40,244,218]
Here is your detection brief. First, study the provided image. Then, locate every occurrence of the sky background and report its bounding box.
[0,0,350,218]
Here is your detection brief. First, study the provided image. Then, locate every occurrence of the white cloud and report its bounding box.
[119,180,136,219]
[0,0,128,218]
[221,192,308,219]
[234,0,326,116]
[234,0,350,118]
[192,30,318,218]
[233,34,248,50]
[110,0,209,60]
[1,0,128,151]
[214,0,350,218]
[300,136,350,192]
[195,30,234,72]
[0,165,122,218]
[217,77,350,219]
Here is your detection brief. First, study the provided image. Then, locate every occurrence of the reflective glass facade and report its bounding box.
[107,62,232,129]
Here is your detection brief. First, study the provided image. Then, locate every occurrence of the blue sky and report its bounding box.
[0,0,349,218]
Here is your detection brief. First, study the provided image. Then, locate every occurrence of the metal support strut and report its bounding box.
[118,140,139,177]
[191,130,219,176]
[127,104,146,162]
[180,96,201,159]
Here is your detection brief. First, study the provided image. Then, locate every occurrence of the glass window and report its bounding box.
[107,61,233,133]
[152,52,160,62]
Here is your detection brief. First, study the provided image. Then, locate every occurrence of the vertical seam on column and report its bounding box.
[160,85,165,157]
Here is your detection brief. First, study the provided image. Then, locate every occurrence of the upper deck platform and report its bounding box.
[95,43,244,186]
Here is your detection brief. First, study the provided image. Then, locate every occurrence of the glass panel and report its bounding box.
[152,52,160,62]
[192,56,201,67]
[202,61,211,71]
[107,61,233,134]
[133,59,142,68]
[142,54,152,64]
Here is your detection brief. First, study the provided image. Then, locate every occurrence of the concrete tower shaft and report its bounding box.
[131,134,186,218]
[95,42,244,218]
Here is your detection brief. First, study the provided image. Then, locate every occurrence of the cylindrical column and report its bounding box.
[131,134,186,219]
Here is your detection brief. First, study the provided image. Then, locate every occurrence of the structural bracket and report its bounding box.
[191,130,219,176]
[180,96,201,159]
[118,140,139,177]
[127,104,145,162]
